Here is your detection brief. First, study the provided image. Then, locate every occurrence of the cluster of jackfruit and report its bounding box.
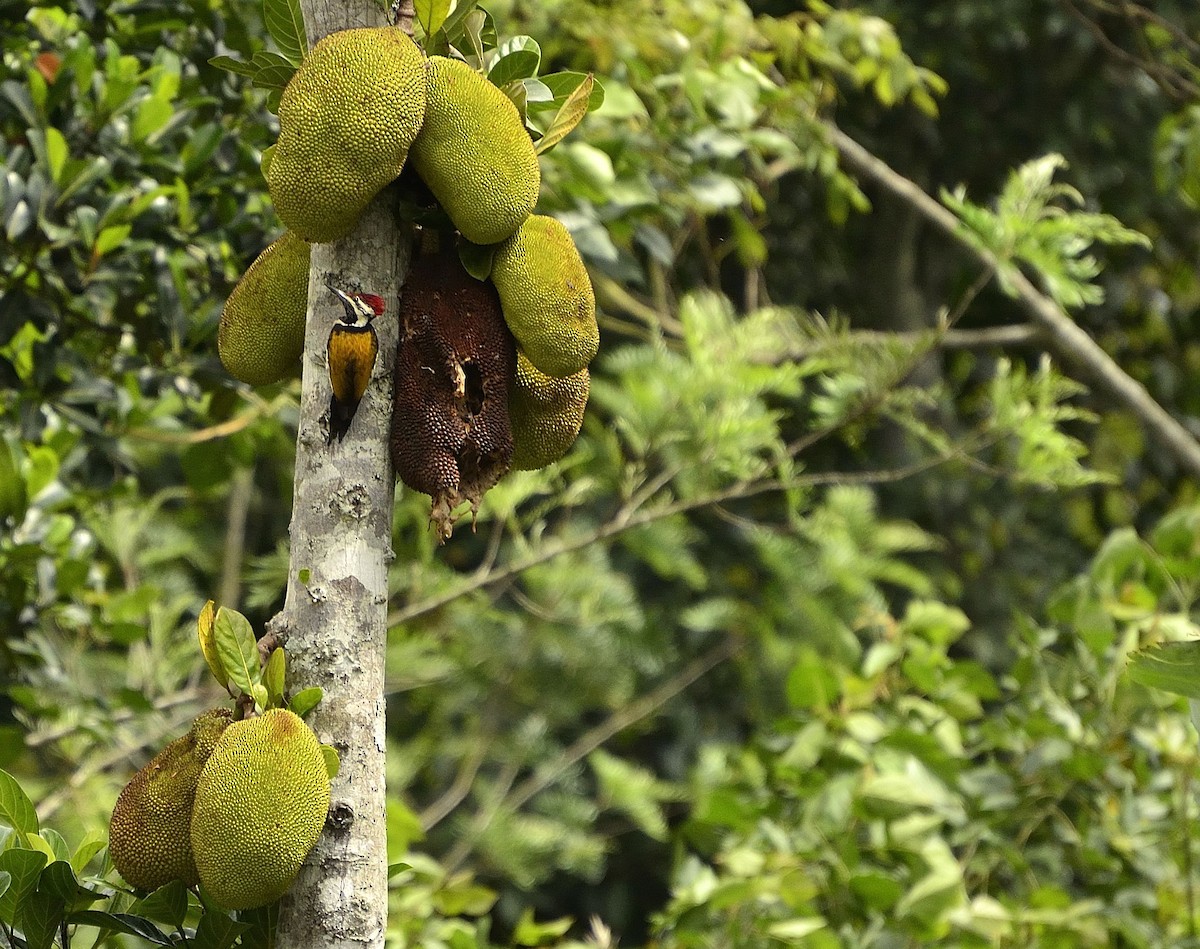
[220,27,599,530]
[109,707,330,911]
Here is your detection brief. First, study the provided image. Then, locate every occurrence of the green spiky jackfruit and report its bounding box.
[492,215,598,378]
[269,27,427,243]
[190,708,330,910]
[108,708,232,892]
[509,352,589,471]
[410,56,540,245]
[218,232,310,386]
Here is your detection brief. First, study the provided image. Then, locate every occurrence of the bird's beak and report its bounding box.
[327,284,354,307]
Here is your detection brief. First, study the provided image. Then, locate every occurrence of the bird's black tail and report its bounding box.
[327,396,361,444]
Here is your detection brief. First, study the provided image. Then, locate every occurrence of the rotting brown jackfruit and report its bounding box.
[392,248,516,541]
[509,353,589,471]
[410,56,540,246]
[491,215,598,379]
[268,27,427,243]
[218,232,310,386]
[108,708,232,892]
[190,708,330,911]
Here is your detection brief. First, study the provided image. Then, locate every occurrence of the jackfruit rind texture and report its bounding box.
[509,353,589,471]
[392,249,516,541]
[269,27,427,243]
[109,708,232,892]
[410,57,540,246]
[219,232,311,386]
[190,709,331,910]
[491,215,598,379]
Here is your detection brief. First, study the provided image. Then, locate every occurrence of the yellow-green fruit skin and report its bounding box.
[410,56,540,245]
[492,215,598,378]
[218,232,311,385]
[108,709,232,892]
[509,352,589,471]
[190,709,330,911]
[269,28,427,242]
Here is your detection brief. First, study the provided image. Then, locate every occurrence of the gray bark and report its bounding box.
[274,3,413,946]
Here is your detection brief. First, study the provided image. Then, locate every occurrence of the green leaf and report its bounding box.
[0,849,47,926]
[0,439,27,522]
[767,918,828,939]
[530,71,605,112]
[0,770,39,840]
[250,51,297,91]
[208,55,257,77]
[512,907,572,946]
[132,879,189,927]
[487,37,541,87]
[66,911,174,946]
[20,886,65,949]
[1128,641,1200,699]
[264,647,286,708]
[535,73,594,155]
[251,683,270,712]
[37,830,69,865]
[437,0,480,43]
[260,143,276,180]
[321,745,340,779]
[289,687,324,718]
[69,829,107,875]
[192,908,251,949]
[39,860,103,909]
[198,600,230,690]
[263,0,308,66]
[589,749,675,840]
[213,606,261,695]
[458,240,495,280]
[94,224,131,259]
[44,128,68,186]
[415,0,452,38]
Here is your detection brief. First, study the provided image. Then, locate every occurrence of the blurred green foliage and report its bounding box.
[2,0,1200,946]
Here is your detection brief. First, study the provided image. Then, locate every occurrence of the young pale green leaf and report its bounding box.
[67,837,108,885]
[289,686,324,718]
[66,911,174,947]
[263,647,286,708]
[132,879,189,928]
[0,439,27,522]
[321,745,340,779]
[1128,641,1200,699]
[387,862,412,878]
[213,607,261,695]
[415,0,452,38]
[197,600,229,691]
[38,830,69,864]
[535,74,594,155]
[263,0,308,66]
[250,683,270,712]
[462,9,488,63]
[0,770,39,840]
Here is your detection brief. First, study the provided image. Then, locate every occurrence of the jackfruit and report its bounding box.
[269,27,427,243]
[491,215,598,378]
[190,708,330,910]
[509,353,589,471]
[392,248,516,541]
[410,57,540,246]
[109,708,232,892]
[218,232,310,386]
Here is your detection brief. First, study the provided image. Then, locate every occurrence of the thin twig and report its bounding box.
[827,122,1200,478]
[419,740,489,831]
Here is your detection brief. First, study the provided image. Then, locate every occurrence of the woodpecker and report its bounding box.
[326,285,385,444]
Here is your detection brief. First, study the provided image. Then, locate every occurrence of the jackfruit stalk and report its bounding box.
[218,232,310,386]
[410,57,540,246]
[491,215,599,378]
[268,27,427,243]
[108,708,232,892]
[190,708,330,910]
[509,352,589,471]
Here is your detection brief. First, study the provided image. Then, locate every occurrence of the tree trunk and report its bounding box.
[274,3,412,946]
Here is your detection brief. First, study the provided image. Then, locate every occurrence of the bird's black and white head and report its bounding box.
[327,284,386,328]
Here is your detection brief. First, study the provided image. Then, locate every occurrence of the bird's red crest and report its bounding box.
[358,293,387,316]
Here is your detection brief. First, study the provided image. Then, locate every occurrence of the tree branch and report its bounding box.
[825,122,1200,479]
